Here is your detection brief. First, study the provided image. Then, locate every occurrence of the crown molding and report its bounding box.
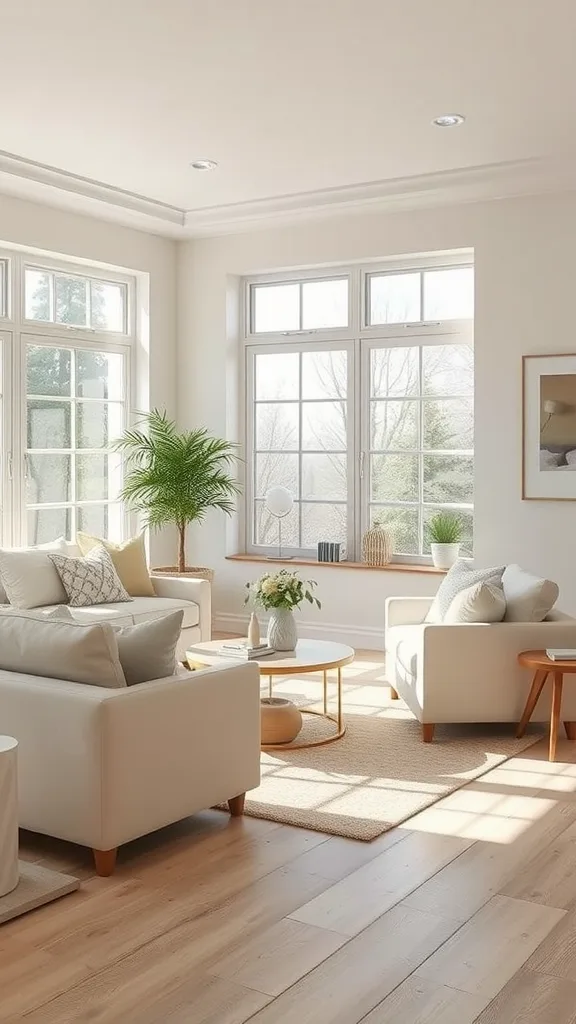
[0,148,573,239]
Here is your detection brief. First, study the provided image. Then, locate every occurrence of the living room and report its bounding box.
[2,1,576,1021]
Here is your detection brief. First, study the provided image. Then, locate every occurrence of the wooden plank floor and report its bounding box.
[5,650,576,1023]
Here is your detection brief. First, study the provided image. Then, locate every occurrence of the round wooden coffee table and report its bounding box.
[517,650,576,761]
[187,639,355,750]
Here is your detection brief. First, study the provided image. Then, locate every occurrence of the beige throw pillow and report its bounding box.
[426,561,506,623]
[502,564,559,622]
[0,608,126,687]
[76,532,155,597]
[0,538,68,609]
[115,610,184,685]
[443,581,506,624]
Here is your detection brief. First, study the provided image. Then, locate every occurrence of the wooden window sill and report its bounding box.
[226,554,446,575]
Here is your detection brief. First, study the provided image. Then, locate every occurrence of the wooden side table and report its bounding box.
[517,650,576,761]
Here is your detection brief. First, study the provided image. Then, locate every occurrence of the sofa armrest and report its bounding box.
[385,596,433,628]
[150,574,211,639]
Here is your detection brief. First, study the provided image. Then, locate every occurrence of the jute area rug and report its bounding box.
[242,653,542,841]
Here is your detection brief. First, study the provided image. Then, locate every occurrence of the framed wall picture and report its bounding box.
[523,353,576,499]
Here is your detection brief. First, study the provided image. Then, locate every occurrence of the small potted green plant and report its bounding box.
[427,511,462,569]
[245,569,321,651]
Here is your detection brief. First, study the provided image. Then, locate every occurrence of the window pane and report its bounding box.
[254,500,299,547]
[371,454,419,502]
[302,401,346,450]
[255,352,299,400]
[371,400,418,451]
[302,279,348,329]
[255,403,299,450]
[423,398,473,450]
[302,454,347,500]
[27,346,71,397]
[255,453,299,498]
[253,283,299,333]
[423,344,473,396]
[77,351,123,400]
[76,401,124,449]
[26,454,71,504]
[301,503,346,547]
[423,454,474,504]
[90,281,125,332]
[25,269,52,321]
[76,453,122,502]
[27,506,71,545]
[55,275,87,326]
[302,350,347,399]
[371,506,419,555]
[423,267,474,320]
[369,273,420,325]
[27,400,71,449]
[371,347,419,398]
[424,507,473,557]
[77,503,119,538]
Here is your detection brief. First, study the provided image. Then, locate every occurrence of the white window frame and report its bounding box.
[244,254,474,564]
[0,247,136,547]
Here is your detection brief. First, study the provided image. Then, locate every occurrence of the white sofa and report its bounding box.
[1,660,261,875]
[385,597,576,741]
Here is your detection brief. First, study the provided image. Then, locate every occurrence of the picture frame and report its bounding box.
[523,353,576,500]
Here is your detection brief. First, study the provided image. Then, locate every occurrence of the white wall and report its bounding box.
[0,192,177,564]
[178,191,576,644]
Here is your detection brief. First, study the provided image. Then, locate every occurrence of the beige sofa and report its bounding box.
[1,660,261,875]
[385,597,576,740]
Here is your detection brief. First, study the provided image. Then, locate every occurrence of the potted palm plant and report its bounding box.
[114,409,240,579]
[427,511,463,570]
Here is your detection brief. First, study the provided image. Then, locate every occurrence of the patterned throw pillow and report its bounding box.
[49,546,132,607]
[426,560,506,623]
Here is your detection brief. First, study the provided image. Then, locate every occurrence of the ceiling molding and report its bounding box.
[0,149,574,239]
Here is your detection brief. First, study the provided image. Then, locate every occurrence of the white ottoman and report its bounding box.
[0,736,18,898]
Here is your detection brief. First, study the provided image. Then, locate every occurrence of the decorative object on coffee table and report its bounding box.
[247,611,261,647]
[362,519,392,566]
[114,409,240,579]
[260,697,302,744]
[265,487,294,560]
[517,649,576,761]
[188,638,354,749]
[427,510,462,569]
[245,569,321,652]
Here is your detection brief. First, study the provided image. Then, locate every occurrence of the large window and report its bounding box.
[0,251,134,546]
[245,259,474,563]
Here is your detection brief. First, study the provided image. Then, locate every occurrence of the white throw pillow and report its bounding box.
[0,608,126,687]
[115,610,184,685]
[426,560,506,623]
[443,581,506,624]
[49,545,132,607]
[502,564,559,622]
[0,537,68,609]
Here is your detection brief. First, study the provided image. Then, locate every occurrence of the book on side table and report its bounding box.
[546,649,576,661]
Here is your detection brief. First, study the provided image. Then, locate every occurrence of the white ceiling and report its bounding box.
[2,0,576,234]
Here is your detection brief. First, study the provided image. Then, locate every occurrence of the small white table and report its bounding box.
[187,639,355,749]
[0,736,19,898]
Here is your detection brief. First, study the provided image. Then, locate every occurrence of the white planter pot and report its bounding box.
[431,543,460,570]
[267,608,297,652]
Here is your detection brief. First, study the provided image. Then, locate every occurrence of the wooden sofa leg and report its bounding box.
[422,724,435,743]
[93,848,117,877]
[390,687,399,700]
[565,721,576,740]
[228,794,246,817]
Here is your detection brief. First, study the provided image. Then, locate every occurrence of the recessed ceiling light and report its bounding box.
[190,159,218,171]
[433,114,465,127]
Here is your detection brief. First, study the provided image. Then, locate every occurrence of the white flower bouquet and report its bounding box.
[245,569,321,612]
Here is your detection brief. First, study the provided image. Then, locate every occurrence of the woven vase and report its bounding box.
[362,521,392,566]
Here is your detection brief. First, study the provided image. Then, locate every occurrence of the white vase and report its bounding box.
[430,543,460,570]
[247,612,260,647]
[267,607,297,652]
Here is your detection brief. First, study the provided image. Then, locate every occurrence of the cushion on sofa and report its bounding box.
[116,610,184,685]
[41,596,199,629]
[502,564,559,622]
[76,532,155,598]
[0,538,68,609]
[426,560,506,623]
[49,546,132,607]
[443,581,506,623]
[0,608,126,688]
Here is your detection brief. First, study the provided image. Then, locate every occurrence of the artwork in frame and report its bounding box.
[523,353,576,500]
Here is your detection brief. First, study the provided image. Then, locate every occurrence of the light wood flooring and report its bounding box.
[5,650,576,1022]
